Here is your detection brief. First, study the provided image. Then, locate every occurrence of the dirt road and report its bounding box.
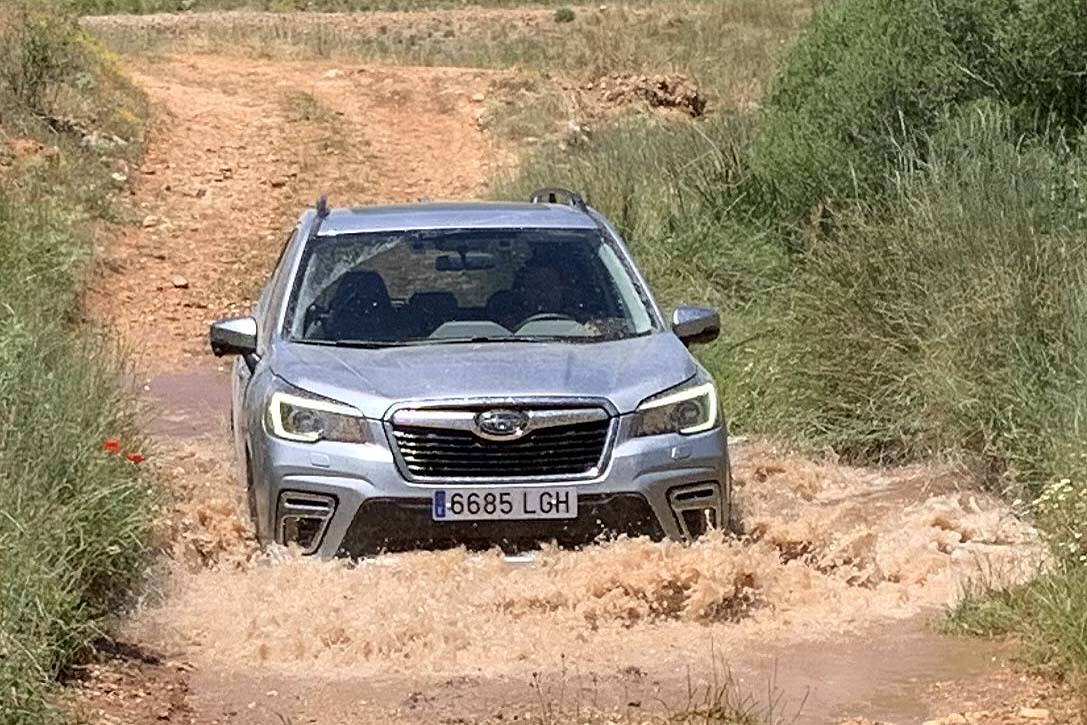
[79,50,1068,725]
[88,53,509,372]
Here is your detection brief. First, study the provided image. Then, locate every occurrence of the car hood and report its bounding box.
[269,333,697,419]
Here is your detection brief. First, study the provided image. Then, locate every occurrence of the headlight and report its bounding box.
[631,379,718,437]
[266,390,367,443]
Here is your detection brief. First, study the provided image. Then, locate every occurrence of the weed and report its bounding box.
[524,651,801,724]
[282,89,330,122]
[944,565,1087,681]
[553,7,575,23]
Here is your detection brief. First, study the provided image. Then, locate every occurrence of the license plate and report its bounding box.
[432,487,578,521]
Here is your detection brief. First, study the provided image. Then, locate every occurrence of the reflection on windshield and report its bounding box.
[284,228,656,346]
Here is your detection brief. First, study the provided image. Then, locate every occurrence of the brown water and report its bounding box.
[137,370,1044,723]
[141,368,232,439]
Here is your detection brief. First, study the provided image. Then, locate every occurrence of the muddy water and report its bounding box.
[750,620,1008,721]
[139,368,1043,723]
[141,368,232,439]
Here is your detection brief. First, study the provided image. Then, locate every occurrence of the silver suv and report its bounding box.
[210,190,730,558]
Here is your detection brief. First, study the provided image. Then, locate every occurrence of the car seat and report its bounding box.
[325,270,396,341]
[408,291,459,336]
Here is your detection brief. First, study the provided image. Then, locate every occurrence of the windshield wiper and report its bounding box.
[295,339,416,349]
[296,335,604,348]
[424,335,575,345]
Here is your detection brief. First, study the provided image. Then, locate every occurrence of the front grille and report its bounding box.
[391,419,610,480]
[337,494,665,557]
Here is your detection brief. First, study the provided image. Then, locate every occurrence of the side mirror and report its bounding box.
[210,316,258,364]
[671,306,720,346]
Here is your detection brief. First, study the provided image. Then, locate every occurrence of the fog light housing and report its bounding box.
[668,483,721,541]
[276,492,336,554]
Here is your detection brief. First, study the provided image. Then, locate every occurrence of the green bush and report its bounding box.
[553,7,575,23]
[751,0,969,225]
[998,0,1087,131]
[742,0,1087,231]
[0,2,82,116]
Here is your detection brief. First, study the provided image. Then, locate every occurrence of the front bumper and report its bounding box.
[248,415,730,559]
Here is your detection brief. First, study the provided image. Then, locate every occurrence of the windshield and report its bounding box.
[284,228,657,346]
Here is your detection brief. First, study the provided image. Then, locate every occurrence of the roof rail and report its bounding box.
[529,187,588,211]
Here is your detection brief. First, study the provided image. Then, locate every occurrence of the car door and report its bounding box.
[232,227,298,461]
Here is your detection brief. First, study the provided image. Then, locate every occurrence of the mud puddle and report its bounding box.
[165,615,1009,724]
[752,619,1009,722]
[141,368,232,439]
[129,372,1045,722]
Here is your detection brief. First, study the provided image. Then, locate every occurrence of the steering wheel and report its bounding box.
[516,312,577,328]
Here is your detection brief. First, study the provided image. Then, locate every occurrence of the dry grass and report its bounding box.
[82,1,809,110]
[74,0,801,14]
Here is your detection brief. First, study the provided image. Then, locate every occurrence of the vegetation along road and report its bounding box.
[1,0,1085,723]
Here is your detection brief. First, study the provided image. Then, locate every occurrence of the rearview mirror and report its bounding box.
[671,306,720,346]
[210,316,258,357]
[436,252,496,271]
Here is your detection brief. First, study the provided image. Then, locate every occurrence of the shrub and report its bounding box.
[0,1,82,116]
[553,7,575,23]
[744,0,1087,232]
[750,0,969,225]
[997,0,1087,131]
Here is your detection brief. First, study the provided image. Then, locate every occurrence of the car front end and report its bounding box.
[245,366,730,558]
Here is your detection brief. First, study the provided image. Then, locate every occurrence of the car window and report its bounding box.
[256,228,298,344]
[283,228,658,345]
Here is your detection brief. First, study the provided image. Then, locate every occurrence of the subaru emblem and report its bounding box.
[476,409,530,440]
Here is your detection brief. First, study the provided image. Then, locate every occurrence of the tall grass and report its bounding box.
[0,2,153,723]
[757,108,1087,476]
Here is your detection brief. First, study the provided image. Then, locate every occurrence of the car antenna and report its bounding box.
[308,194,331,242]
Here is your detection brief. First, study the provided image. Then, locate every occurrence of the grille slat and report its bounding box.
[394,430,606,444]
[398,441,604,453]
[391,416,610,480]
[401,451,601,463]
